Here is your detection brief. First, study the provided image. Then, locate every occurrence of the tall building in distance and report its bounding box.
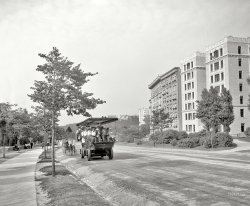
[149,67,182,131]
[181,52,206,133]
[205,36,250,135]
[138,107,150,126]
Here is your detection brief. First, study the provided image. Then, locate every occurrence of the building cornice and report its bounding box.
[180,51,205,64]
[148,67,180,89]
[205,36,250,51]
[148,76,161,89]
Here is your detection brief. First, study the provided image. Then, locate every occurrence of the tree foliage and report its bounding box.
[218,88,234,133]
[139,115,150,137]
[151,108,172,131]
[196,87,234,133]
[28,47,105,116]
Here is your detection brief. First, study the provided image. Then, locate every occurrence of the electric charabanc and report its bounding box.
[76,117,118,161]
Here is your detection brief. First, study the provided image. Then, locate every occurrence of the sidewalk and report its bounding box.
[0,148,42,206]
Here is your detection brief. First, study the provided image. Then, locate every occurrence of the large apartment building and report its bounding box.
[180,52,206,133]
[148,67,182,131]
[205,36,250,135]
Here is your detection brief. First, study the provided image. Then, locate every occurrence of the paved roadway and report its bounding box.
[0,149,42,206]
[57,142,250,206]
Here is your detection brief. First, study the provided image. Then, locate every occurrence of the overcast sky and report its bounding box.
[0,0,250,125]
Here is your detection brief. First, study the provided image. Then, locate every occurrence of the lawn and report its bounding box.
[117,141,237,151]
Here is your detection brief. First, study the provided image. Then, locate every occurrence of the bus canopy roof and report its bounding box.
[76,117,118,127]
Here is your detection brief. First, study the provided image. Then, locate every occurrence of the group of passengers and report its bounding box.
[77,126,115,146]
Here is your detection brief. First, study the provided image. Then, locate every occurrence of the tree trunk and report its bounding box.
[210,126,216,149]
[52,110,55,177]
[2,132,5,158]
[223,124,230,134]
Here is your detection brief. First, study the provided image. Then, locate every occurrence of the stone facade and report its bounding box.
[205,36,250,135]
[180,52,206,133]
[149,67,182,131]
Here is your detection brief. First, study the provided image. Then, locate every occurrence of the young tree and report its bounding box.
[196,87,222,133]
[28,47,105,176]
[139,115,150,138]
[218,88,234,133]
[0,103,16,158]
[151,108,172,143]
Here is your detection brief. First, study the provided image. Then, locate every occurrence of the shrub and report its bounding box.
[244,127,250,138]
[170,139,178,146]
[178,131,188,140]
[136,140,143,145]
[177,138,195,148]
[215,132,233,147]
[188,130,207,139]
[190,137,201,147]
[149,132,161,142]
[127,137,134,143]
[163,129,179,143]
[201,135,218,148]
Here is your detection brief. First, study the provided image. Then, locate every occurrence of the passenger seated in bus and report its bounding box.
[103,128,109,142]
[97,126,104,142]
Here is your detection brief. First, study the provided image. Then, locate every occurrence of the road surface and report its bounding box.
[57,143,250,206]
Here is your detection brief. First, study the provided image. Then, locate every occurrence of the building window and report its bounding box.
[184,65,186,71]
[220,48,223,56]
[239,83,243,91]
[187,63,190,70]
[238,58,242,67]
[214,62,219,71]
[240,109,244,117]
[191,61,193,68]
[186,125,188,131]
[215,74,220,82]
[214,50,219,58]
[210,64,213,72]
[192,82,194,88]
[241,123,245,132]
[210,53,212,60]
[185,84,186,90]
[193,113,195,119]
[215,86,220,93]
[240,96,243,104]
[185,113,187,120]
[191,72,194,78]
[185,94,187,100]
[221,72,224,81]
[239,71,242,79]
[193,125,195,132]
[192,92,194,99]
[222,83,225,91]
[238,46,241,54]
[193,102,195,109]
[211,76,213,83]
[189,125,192,132]
[221,60,223,68]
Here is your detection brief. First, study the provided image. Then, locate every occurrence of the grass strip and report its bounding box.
[36,150,110,206]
